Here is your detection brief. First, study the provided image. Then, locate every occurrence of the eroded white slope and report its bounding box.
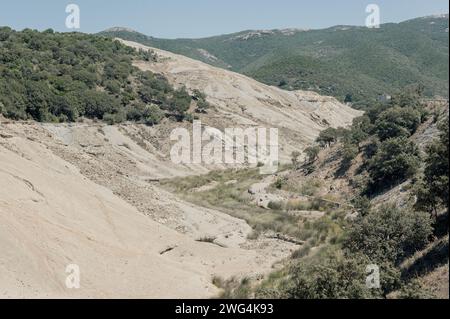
[121,39,362,161]
[0,131,291,298]
[0,40,362,299]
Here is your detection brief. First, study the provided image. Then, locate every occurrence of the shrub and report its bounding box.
[366,137,420,193]
[363,137,380,159]
[351,115,374,135]
[341,143,359,167]
[344,204,433,265]
[166,87,191,119]
[304,146,320,163]
[82,90,121,119]
[375,107,421,141]
[398,280,435,299]
[291,243,312,259]
[144,104,165,126]
[415,115,449,213]
[299,178,322,197]
[196,99,210,113]
[268,201,284,210]
[103,113,120,125]
[291,151,301,167]
[126,103,164,125]
[316,128,339,147]
[273,177,287,190]
[276,254,376,299]
[351,196,371,216]
[104,80,121,95]
[192,89,210,113]
[286,199,311,211]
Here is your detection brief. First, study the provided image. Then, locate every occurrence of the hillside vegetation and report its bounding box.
[164,88,449,299]
[1,17,448,299]
[257,92,449,299]
[0,28,201,124]
[99,15,449,106]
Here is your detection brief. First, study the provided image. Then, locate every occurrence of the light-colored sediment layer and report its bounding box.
[0,125,295,298]
[0,41,361,298]
[121,39,362,162]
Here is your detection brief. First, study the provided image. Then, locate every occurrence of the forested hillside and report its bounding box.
[99,15,449,106]
[0,28,199,124]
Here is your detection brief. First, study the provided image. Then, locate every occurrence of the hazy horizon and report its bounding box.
[0,0,448,39]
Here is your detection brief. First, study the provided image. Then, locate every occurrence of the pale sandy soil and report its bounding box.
[121,39,362,162]
[0,43,361,298]
[0,123,295,298]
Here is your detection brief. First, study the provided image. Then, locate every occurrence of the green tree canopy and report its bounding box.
[344,204,432,265]
[375,107,421,141]
[0,28,202,125]
[415,115,449,213]
[367,137,420,193]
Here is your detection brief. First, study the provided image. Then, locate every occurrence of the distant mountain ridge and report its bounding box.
[98,15,449,106]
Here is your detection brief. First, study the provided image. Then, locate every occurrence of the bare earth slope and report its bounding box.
[121,40,362,162]
[0,125,294,298]
[0,42,362,298]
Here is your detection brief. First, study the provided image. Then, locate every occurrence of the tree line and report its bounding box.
[0,28,207,125]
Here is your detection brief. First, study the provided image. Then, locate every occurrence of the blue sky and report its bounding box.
[0,0,448,38]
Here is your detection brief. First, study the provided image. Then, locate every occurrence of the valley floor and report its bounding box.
[0,121,298,298]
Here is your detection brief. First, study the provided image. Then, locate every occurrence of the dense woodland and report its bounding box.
[0,28,208,124]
